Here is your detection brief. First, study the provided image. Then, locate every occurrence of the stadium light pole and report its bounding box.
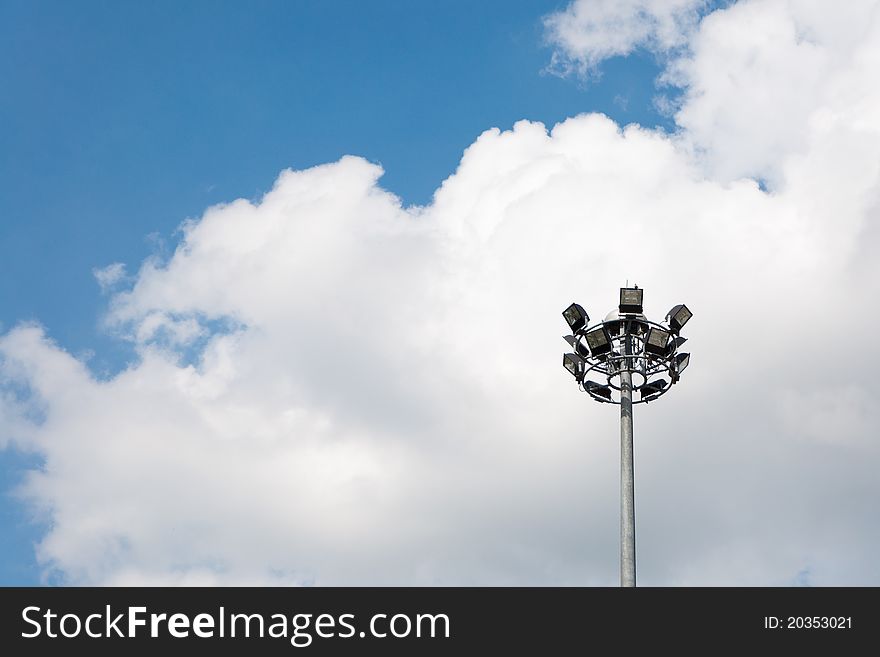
[619,331,636,587]
[561,287,692,587]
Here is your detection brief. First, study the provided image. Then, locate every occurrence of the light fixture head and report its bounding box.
[666,304,693,334]
[584,380,612,401]
[563,335,590,358]
[619,287,644,314]
[562,303,590,333]
[563,353,585,381]
[584,326,612,356]
[644,327,670,356]
[662,335,688,358]
[640,378,668,400]
[670,352,690,383]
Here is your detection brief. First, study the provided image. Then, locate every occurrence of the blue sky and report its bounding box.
[0,0,671,362]
[0,0,670,586]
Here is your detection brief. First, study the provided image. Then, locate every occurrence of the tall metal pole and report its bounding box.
[562,290,692,587]
[619,333,636,587]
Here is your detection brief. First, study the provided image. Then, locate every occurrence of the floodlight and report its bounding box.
[644,327,670,356]
[562,303,590,333]
[584,380,612,401]
[640,378,668,400]
[666,304,692,334]
[675,352,690,373]
[563,335,590,358]
[663,335,688,357]
[563,353,585,381]
[584,326,612,356]
[670,352,690,383]
[619,287,643,314]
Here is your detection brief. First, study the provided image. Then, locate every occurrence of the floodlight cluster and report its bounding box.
[561,287,692,404]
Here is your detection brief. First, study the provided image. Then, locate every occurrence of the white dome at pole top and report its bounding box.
[604,309,647,322]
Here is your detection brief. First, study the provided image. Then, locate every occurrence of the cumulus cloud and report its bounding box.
[543,0,708,75]
[671,0,880,185]
[2,0,880,585]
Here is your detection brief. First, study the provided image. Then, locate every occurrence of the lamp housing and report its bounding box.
[563,353,585,381]
[666,304,692,334]
[562,303,590,333]
[640,378,668,400]
[584,326,612,356]
[563,335,590,358]
[584,380,612,401]
[619,287,644,314]
[670,352,690,383]
[644,327,670,356]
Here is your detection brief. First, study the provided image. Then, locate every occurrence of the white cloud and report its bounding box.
[543,0,708,75]
[2,0,880,585]
[671,0,880,186]
[93,262,127,293]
